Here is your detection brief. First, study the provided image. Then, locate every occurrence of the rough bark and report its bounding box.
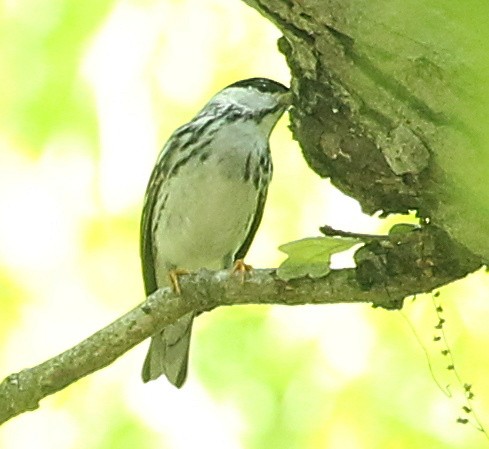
[244,0,489,261]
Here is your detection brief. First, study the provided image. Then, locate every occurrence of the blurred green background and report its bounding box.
[1,0,489,448]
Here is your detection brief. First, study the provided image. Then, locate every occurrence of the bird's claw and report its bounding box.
[168,268,190,294]
[232,259,253,284]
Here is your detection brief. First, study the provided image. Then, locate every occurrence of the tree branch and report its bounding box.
[0,225,482,426]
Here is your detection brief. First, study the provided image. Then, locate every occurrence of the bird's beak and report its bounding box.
[279,91,293,109]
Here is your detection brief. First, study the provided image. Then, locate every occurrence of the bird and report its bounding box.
[140,77,291,387]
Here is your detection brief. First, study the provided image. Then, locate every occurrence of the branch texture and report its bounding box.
[0,225,481,425]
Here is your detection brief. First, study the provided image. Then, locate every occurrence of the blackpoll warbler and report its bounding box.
[140,78,291,387]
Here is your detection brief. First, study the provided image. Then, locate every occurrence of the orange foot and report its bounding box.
[232,258,253,283]
[168,268,190,295]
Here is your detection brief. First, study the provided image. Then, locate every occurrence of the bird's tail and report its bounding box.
[142,312,195,387]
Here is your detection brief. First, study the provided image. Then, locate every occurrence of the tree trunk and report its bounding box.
[245,0,489,262]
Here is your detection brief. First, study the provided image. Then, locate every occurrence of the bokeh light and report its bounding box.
[0,1,488,448]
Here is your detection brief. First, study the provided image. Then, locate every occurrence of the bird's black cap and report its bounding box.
[228,77,289,94]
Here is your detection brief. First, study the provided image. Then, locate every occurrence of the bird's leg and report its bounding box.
[232,259,253,283]
[168,268,190,295]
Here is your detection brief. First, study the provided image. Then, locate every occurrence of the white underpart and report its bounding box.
[153,119,271,285]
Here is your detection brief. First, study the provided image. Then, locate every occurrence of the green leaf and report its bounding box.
[388,223,419,235]
[277,237,360,281]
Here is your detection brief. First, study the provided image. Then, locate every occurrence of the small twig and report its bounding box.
[319,224,389,241]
